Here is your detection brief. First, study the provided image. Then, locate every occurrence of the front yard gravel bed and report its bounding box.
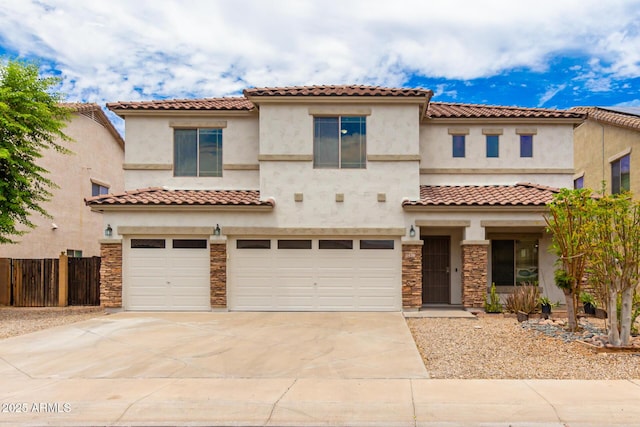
[0,306,106,339]
[407,314,640,379]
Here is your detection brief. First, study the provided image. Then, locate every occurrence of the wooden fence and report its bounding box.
[68,257,101,306]
[12,258,60,307]
[0,256,100,307]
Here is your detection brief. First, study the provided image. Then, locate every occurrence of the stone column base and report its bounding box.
[461,241,489,308]
[402,241,423,309]
[100,240,123,309]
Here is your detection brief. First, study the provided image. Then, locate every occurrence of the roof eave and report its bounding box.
[584,115,640,132]
[422,117,584,125]
[244,95,431,106]
[107,108,257,118]
[402,205,549,213]
[88,204,274,213]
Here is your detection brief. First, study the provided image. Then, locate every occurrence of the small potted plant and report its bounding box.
[580,292,596,316]
[539,296,552,317]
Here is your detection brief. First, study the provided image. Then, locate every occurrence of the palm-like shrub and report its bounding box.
[505,284,540,314]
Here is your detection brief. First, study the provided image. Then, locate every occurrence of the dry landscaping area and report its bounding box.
[408,314,640,379]
[0,306,105,339]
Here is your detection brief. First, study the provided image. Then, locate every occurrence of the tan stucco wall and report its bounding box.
[256,103,421,228]
[420,123,575,187]
[123,114,260,190]
[573,119,639,197]
[0,112,124,258]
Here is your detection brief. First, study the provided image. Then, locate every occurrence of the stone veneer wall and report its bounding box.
[402,243,423,309]
[461,243,488,308]
[210,242,227,308]
[100,241,122,308]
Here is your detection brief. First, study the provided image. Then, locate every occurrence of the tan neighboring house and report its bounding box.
[0,103,124,259]
[571,107,640,197]
[87,85,584,312]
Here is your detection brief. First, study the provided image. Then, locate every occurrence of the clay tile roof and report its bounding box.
[60,102,101,113]
[570,107,640,131]
[243,85,433,98]
[426,102,585,120]
[403,183,559,207]
[106,97,255,112]
[85,187,274,207]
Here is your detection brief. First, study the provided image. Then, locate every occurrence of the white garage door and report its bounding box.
[124,236,210,311]
[229,238,401,311]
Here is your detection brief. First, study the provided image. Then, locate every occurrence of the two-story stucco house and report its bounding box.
[571,107,639,197]
[0,103,124,259]
[87,86,584,312]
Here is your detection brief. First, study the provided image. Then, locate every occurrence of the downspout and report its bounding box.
[588,110,606,191]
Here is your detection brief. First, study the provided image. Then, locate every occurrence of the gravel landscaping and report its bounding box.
[408,314,640,379]
[0,306,106,339]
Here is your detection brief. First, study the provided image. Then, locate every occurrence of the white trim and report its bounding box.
[608,147,632,164]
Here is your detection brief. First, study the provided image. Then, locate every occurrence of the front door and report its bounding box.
[422,236,450,304]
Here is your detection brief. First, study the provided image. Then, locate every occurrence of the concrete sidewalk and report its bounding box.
[1,376,640,426]
[1,312,639,426]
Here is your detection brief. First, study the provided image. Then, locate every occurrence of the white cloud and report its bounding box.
[0,0,638,106]
[538,84,568,106]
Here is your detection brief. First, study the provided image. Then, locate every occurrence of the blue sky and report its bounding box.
[1,0,639,132]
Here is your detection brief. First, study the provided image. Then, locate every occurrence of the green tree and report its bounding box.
[544,188,595,331]
[0,59,72,244]
[587,193,640,346]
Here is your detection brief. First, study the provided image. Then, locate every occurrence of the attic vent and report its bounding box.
[80,111,106,128]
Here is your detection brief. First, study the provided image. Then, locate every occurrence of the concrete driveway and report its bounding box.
[0,311,428,380]
[3,312,640,426]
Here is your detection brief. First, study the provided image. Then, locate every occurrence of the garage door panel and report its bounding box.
[276,296,315,308]
[230,237,401,311]
[125,236,210,311]
[316,296,356,310]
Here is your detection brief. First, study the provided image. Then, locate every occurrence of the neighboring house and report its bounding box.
[571,107,640,197]
[0,103,124,259]
[88,86,584,312]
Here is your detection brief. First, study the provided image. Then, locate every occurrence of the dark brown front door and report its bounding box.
[422,236,450,304]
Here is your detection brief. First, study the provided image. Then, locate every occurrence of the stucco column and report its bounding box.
[402,240,423,310]
[210,239,227,309]
[461,240,489,309]
[100,239,122,308]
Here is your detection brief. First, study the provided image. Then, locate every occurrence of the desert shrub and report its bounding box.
[485,283,503,313]
[505,284,540,314]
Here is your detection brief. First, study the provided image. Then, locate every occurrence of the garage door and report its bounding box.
[124,236,210,311]
[229,238,401,311]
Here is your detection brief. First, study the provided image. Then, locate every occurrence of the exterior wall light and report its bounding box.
[409,225,416,238]
[105,224,113,238]
[214,224,221,236]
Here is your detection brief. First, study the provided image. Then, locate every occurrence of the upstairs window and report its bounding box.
[452,135,465,158]
[520,135,533,158]
[174,128,222,177]
[486,135,499,158]
[91,183,109,197]
[314,116,366,169]
[611,154,630,194]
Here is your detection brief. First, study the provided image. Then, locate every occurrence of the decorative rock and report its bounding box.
[521,318,608,344]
